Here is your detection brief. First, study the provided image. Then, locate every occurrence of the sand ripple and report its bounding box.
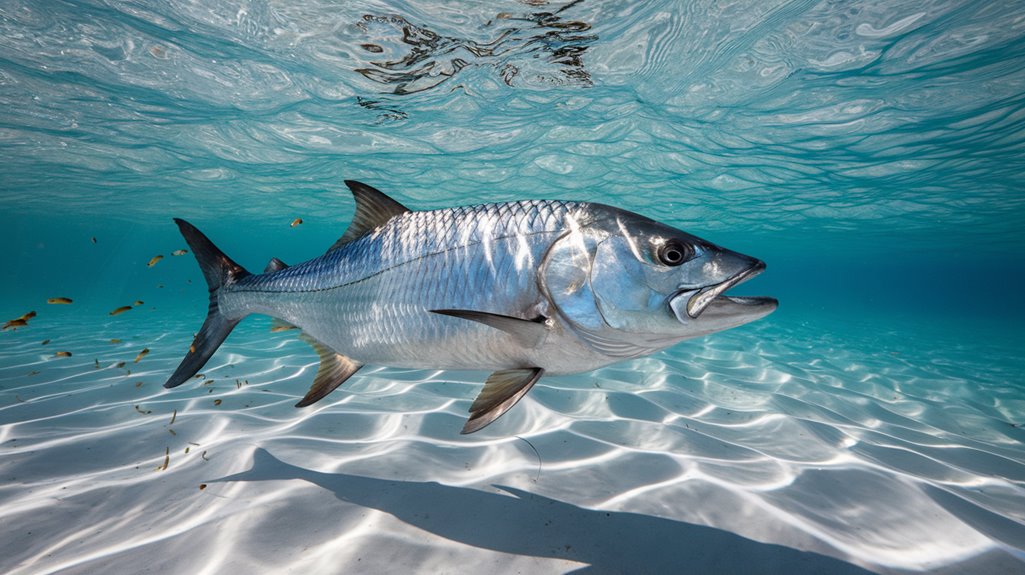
[1,313,1023,574]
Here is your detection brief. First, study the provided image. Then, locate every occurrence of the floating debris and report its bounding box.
[135,381,144,388]
[171,249,188,256]
[55,351,72,358]
[147,255,164,267]
[41,339,50,345]
[168,429,177,436]
[184,446,190,454]
[199,483,207,490]
[47,297,73,304]
[109,306,132,316]
[110,338,122,344]
[133,348,150,363]
[213,399,222,406]
[133,300,144,306]
[169,409,177,425]
[158,447,169,471]
[201,451,209,461]
[134,404,151,415]
[290,217,303,227]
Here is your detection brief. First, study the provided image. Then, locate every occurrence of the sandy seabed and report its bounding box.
[1,312,1023,574]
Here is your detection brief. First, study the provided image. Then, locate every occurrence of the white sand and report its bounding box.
[1,314,1023,574]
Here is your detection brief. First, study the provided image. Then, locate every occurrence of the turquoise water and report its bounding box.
[2,1,1024,573]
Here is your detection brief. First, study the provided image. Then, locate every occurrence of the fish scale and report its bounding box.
[165,180,775,433]
[225,200,578,367]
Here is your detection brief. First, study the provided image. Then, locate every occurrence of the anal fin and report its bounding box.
[296,333,363,407]
[270,318,298,333]
[463,367,544,434]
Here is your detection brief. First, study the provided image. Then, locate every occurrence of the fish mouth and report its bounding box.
[671,261,769,320]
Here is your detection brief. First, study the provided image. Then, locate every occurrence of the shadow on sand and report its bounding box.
[214,448,876,574]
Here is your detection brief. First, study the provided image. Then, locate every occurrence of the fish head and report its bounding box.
[541,205,777,356]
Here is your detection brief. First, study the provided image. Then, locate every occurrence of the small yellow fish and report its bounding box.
[134,348,150,363]
[213,399,222,406]
[110,338,122,343]
[4,310,38,330]
[109,306,133,316]
[147,255,164,267]
[3,319,28,330]
[55,351,72,358]
[133,300,144,306]
[290,217,303,227]
[171,249,188,256]
[47,297,73,304]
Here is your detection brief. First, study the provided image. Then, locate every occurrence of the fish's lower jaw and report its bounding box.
[683,260,768,319]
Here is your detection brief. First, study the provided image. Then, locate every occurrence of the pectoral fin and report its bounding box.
[463,367,544,434]
[431,309,549,348]
[295,333,363,407]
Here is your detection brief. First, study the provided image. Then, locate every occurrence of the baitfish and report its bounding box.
[164,181,777,433]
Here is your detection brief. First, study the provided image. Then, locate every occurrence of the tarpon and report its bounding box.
[165,181,777,433]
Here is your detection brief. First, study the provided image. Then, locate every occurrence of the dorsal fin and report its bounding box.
[327,180,411,253]
[263,257,288,273]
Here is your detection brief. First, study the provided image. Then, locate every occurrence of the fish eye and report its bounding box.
[656,240,692,267]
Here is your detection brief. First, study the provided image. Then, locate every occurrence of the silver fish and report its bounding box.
[164,180,777,433]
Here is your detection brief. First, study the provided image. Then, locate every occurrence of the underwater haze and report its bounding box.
[2,1,1024,573]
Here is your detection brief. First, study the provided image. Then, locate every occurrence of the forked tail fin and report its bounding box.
[164,218,250,388]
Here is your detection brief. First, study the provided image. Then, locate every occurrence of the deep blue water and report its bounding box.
[2,1,1024,574]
